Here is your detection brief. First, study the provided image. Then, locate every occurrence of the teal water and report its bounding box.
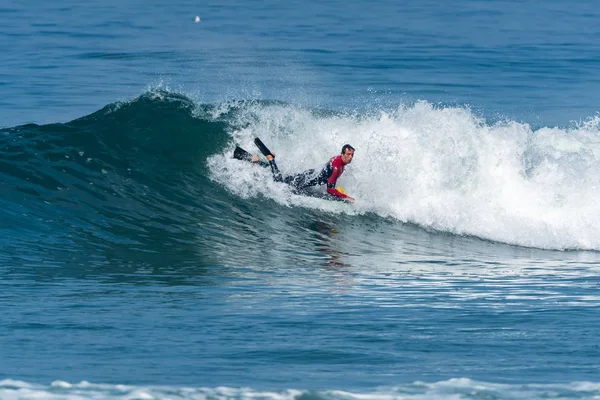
[2,1,600,399]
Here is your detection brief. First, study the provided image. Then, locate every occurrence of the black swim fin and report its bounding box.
[233,146,269,168]
[254,137,274,158]
[233,146,253,162]
[252,138,282,180]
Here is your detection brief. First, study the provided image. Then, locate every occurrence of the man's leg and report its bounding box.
[283,169,319,190]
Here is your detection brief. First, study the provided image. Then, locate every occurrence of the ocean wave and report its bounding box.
[3,89,600,251]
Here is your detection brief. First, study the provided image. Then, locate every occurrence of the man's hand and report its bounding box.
[345,196,355,203]
[251,155,260,163]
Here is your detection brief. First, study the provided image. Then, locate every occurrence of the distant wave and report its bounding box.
[2,378,600,400]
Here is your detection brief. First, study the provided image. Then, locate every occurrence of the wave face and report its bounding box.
[3,90,600,253]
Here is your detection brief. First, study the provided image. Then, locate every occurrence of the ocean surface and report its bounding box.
[2,0,600,399]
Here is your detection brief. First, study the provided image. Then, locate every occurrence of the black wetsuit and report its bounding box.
[268,155,349,199]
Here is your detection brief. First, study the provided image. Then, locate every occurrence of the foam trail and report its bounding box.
[208,101,600,250]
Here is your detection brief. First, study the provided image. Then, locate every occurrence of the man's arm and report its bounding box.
[326,167,349,199]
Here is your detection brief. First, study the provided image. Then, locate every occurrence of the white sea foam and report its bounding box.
[207,101,600,250]
[2,379,600,400]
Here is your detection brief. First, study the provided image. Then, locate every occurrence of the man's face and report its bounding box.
[341,149,354,165]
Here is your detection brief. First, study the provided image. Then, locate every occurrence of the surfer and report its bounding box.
[236,139,355,202]
[265,145,354,202]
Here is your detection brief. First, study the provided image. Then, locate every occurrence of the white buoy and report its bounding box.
[194,16,201,23]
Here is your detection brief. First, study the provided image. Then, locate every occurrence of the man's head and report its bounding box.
[341,144,355,165]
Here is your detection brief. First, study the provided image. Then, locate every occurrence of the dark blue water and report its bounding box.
[2,1,600,399]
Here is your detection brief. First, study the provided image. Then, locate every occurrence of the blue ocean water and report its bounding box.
[2,1,600,399]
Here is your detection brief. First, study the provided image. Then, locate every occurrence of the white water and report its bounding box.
[3,378,600,400]
[207,101,600,251]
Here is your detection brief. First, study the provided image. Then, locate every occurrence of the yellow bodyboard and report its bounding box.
[336,186,346,195]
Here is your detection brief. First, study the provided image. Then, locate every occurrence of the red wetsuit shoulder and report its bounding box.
[326,155,348,199]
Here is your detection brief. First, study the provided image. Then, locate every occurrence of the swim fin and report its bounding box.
[254,137,274,158]
[252,138,282,180]
[233,146,269,168]
[233,146,253,162]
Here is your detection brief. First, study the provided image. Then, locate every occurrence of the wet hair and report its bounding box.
[341,144,355,155]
